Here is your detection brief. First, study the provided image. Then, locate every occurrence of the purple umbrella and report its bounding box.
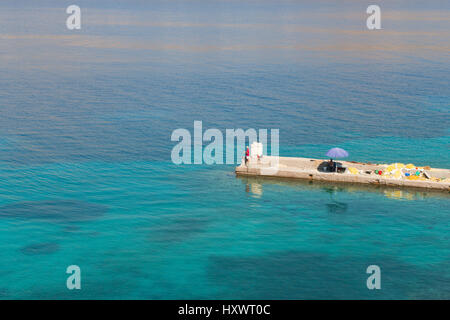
[326,147,349,159]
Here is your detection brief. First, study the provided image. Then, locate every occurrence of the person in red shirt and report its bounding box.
[245,146,250,165]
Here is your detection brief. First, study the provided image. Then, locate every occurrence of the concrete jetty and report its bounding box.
[235,156,450,192]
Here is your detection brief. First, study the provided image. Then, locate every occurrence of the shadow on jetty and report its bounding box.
[238,175,450,201]
[317,161,342,172]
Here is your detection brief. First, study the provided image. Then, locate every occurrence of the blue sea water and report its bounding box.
[0,0,449,299]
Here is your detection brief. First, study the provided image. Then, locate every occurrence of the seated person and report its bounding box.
[327,159,336,172]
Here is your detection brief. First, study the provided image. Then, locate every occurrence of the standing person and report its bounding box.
[245,146,250,165]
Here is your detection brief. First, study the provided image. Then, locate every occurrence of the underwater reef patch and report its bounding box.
[20,242,60,255]
[148,217,210,243]
[0,200,107,223]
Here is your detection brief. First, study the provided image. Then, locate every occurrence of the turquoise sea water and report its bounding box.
[0,0,449,299]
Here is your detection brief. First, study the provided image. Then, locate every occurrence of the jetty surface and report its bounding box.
[235,156,450,191]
